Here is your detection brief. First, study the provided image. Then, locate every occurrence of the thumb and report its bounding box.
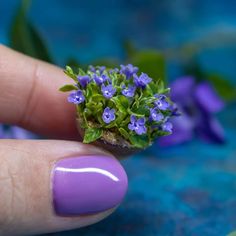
[0,139,128,235]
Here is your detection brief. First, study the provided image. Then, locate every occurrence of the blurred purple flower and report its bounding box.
[154,94,170,111]
[77,75,91,88]
[128,115,147,135]
[0,125,37,139]
[159,76,225,147]
[122,84,136,97]
[0,125,4,138]
[161,121,173,133]
[93,74,109,85]
[68,90,85,104]
[120,64,138,79]
[88,65,106,74]
[150,108,164,122]
[102,107,116,124]
[109,68,119,74]
[101,84,116,98]
[134,73,152,89]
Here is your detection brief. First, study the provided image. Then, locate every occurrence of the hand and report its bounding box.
[0,45,128,235]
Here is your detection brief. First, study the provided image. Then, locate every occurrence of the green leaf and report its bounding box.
[228,230,236,236]
[78,68,86,76]
[86,102,103,113]
[128,108,145,117]
[90,94,105,103]
[59,84,78,92]
[207,74,236,102]
[83,128,103,143]
[111,95,129,113]
[64,66,77,81]
[9,0,53,62]
[86,82,99,98]
[129,135,150,148]
[118,128,130,139]
[130,50,166,82]
[131,106,150,116]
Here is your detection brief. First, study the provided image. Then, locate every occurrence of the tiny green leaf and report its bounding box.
[129,135,150,148]
[128,108,145,117]
[59,84,78,92]
[83,128,103,143]
[119,128,130,139]
[64,66,77,81]
[78,68,86,76]
[111,95,129,113]
[90,94,105,103]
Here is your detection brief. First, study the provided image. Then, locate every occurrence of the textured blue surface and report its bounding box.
[1,1,236,235]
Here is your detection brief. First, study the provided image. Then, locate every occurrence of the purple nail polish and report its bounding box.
[52,155,128,216]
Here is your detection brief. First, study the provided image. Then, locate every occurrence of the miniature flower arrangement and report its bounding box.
[60,64,178,154]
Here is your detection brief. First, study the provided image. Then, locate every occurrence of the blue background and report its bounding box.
[1,1,236,235]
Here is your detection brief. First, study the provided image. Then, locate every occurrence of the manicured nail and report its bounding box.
[52,155,128,216]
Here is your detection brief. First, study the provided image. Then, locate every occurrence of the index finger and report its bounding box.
[0,45,78,140]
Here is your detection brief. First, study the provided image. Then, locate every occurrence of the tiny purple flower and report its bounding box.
[109,68,119,74]
[68,90,85,104]
[77,75,90,88]
[128,115,147,135]
[150,108,164,122]
[122,85,136,97]
[161,121,173,133]
[93,74,109,85]
[88,65,96,72]
[120,64,138,79]
[88,65,106,73]
[101,84,116,98]
[102,107,116,124]
[134,73,152,89]
[98,66,106,73]
[155,94,170,110]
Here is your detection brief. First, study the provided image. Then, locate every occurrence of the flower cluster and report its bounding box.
[60,64,178,148]
[159,76,225,147]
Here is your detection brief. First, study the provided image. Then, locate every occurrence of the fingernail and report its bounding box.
[52,155,128,216]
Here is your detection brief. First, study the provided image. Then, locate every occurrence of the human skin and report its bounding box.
[0,45,128,235]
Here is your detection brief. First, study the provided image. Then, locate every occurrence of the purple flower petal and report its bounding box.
[128,115,147,135]
[77,75,90,88]
[134,73,152,89]
[102,107,116,124]
[150,108,164,122]
[68,90,85,104]
[161,121,173,133]
[137,117,146,126]
[154,95,170,111]
[93,74,109,85]
[130,115,136,123]
[122,85,136,97]
[0,125,4,138]
[196,115,225,144]
[101,84,116,98]
[159,114,194,147]
[170,76,195,103]
[11,126,37,139]
[194,82,224,113]
[120,64,138,79]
